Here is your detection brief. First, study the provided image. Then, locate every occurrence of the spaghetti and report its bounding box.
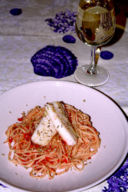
[5,103,101,179]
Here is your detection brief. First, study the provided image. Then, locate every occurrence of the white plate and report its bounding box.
[0,81,128,192]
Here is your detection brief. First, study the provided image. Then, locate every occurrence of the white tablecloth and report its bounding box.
[0,0,128,107]
[0,0,128,191]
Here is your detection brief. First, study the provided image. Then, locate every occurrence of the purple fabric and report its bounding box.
[31,45,78,78]
[102,156,128,192]
[100,51,114,60]
[45,10,76,33]
[10,8,22,16]
[63,35,76,43]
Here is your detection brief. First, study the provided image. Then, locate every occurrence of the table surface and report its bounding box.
[0,0,128,192]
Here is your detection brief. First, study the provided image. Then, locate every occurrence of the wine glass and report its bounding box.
[75,0,116,86]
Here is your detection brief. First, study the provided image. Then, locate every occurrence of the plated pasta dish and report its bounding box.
[5,101,101,179]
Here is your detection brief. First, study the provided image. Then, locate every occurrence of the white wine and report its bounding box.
[76,4,115,46]
[74,0,116,87]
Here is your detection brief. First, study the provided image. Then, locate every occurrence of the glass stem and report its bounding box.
[87,46,97,75]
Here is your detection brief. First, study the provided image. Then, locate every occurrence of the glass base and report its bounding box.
[74,65,109,87]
